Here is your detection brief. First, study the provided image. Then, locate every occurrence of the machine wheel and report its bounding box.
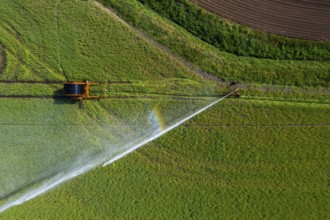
[79,100,85,109]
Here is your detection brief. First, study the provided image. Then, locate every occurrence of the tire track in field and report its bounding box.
[56,0,70,82]
[0,80,132,84]
[0,94,204,100]
[1,123,328,127]
[0,79,328,101]
[0,44,7,75]
[184,124,330,128]
[0,21,61,80]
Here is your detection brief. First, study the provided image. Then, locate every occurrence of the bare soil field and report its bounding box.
[192,0,330,41]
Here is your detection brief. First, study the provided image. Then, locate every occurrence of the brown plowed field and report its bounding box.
[192,0,330,41]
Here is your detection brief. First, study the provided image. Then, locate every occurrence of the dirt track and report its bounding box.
[193,0,330,41]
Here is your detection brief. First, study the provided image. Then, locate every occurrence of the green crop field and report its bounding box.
[0,0,211,83]
[1,100,329,219]
[0,0,329,219]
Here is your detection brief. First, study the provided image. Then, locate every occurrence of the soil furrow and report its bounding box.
[193,0,330,40]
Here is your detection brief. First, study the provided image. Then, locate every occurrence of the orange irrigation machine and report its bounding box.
[64,81,99,108]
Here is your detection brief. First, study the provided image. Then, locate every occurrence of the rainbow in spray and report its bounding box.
[149,106,167,132]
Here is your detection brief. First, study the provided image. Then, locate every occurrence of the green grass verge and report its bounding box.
[138,0,330,61]
[1,99,328,219]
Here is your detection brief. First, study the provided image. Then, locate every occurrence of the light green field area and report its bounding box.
[0,0,206,82]
[0,0,329,219]
[1,100,329,219]
[0,97,219,209]
[0,0,221,97]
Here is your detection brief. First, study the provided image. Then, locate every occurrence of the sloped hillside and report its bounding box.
[0,0,208,82]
